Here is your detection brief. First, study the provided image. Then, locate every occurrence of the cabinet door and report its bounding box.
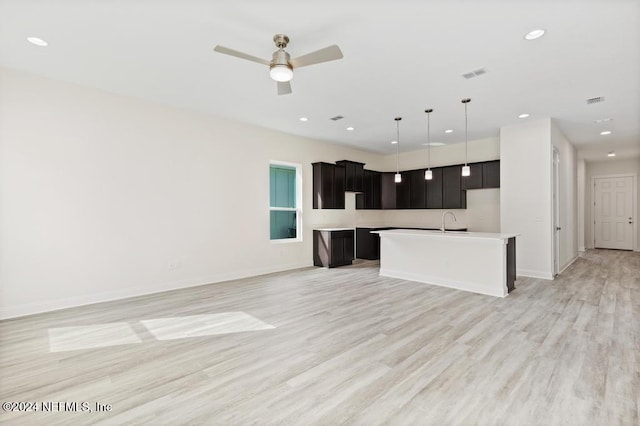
[336,160,365,192]
[461,163,483,190]
[333,165,346,209]
[410,169,426,208]
[482,160,500,188]
[443,165,465,209]
[396,171,411,209]
[343,232,354,262]
[381,172,397,209]
[426,168,443,209]
[372,171,382,209]
[312,163,333,209]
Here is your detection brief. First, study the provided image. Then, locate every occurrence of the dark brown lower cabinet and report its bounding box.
[356,227,467,260]
[507,237,516,293]
[313,229,354,268]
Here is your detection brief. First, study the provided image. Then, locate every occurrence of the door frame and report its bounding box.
[552,147,560,276]
[591,173,638,251]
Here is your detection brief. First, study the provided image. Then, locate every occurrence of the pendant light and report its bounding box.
[424,109,433,180]
[461,98,471,177]
[394,117,402,183]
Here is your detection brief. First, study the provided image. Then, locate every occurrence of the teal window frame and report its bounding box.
[269,161,302,242]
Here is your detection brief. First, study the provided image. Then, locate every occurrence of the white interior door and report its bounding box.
[594,176,633,250]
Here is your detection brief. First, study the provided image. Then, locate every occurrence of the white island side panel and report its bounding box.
[378,232,509,297]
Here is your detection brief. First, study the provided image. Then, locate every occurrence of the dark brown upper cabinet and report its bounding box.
[380,172,397,209]
[442,165,466,209]
[313,160,499,210]
[482,160,500,188]
[335,160,365,192]
[395,171,412,209]
[356,169,382,210]
[461,163,484,190]
[312,162,345,209]
[425,168,443,209]
[410,169,426,209]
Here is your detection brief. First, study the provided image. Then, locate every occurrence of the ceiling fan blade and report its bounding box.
[277,81,292,95]
[213,45,270,66]
[289,45,343,68]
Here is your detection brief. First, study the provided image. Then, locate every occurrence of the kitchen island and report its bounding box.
[373,229,517,297]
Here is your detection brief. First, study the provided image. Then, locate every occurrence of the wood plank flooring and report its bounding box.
[0,249,638,425]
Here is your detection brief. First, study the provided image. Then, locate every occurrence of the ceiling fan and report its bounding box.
[214,34,343,95]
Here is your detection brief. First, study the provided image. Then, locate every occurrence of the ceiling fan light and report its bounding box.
[425,169,433,180]
[462,165,471,177]
[270,64,293,82]
[394,173,402,183]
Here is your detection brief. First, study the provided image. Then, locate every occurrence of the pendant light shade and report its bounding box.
[394,117,402,184]
[424,108,433,180]
[461,98,471,177]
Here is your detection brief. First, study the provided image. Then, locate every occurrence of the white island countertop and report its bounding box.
[373,229,518,242]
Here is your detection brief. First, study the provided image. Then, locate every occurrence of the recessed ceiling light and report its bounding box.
[524,29,545,40]
[346,127,354,131]
[518,113,530,119]
[422,142,445,146]
[299,117,308,122]
[444,129,453,134]
[608,152,616,157]
[27,36,48,47]
[600,130,612,135]
[391,140,398,144]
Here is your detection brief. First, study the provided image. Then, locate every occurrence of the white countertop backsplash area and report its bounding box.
[311,189,501,233]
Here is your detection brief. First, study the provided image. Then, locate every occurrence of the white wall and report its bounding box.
[585,157,640,250]
[500,119,554,279]
[551,120,578,271]
[0,67,389,318]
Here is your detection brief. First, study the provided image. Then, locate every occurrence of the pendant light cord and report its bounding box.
[396,120,399,173]
[395,117,402,174]
[427,110,431,169]
[464,102,468,166]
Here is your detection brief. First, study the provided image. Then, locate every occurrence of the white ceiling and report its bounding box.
[1,0,638,161]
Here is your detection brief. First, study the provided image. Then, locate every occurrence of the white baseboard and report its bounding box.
[0,262,312,320]
[517,268,554,280]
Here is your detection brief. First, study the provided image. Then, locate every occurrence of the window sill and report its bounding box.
[270,238,303,244]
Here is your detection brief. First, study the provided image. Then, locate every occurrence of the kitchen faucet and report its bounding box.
[441,211,457,233]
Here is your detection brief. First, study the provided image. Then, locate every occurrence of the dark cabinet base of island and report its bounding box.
[313,229,355,268]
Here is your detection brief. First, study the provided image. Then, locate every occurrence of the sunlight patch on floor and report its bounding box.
[141,312,276,340]
[48,322,142,352]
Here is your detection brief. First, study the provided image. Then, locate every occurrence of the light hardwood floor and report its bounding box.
[1,249,638,425]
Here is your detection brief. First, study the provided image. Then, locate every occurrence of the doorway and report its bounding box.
[552,147,560,276]
[593,175,635,250]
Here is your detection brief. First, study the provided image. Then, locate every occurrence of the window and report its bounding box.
[270,161,302,241]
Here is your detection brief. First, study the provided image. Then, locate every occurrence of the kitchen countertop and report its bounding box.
[373,229,518,241]
[314,228,355,232]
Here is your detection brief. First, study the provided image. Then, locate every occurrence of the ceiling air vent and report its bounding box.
[330,115,344,121]
[586,96,605,104]
[462,68,487,79]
